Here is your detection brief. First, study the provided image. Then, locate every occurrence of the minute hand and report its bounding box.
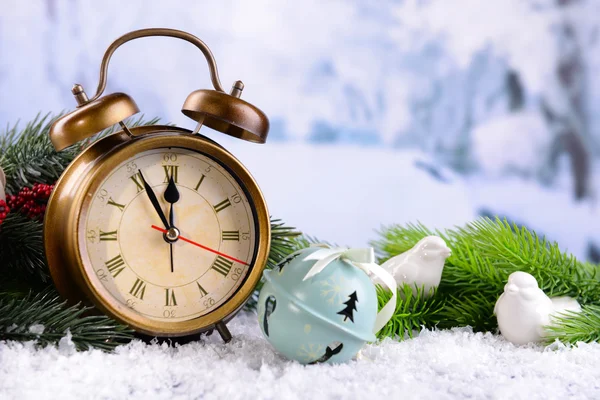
[137,170,170,229]
[150,225,250,266]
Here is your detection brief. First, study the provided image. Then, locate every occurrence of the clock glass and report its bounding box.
[82,147,257,323]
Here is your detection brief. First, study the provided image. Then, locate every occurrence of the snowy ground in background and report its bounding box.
[223,141,598,260]
[1,312,599,399]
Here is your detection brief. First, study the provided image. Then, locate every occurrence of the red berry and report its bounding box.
[0,199,9,225]
[7,182,55,220]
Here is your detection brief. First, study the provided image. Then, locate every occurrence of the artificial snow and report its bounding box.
[0,312,598,399]
[57,330,76,356]
[27,324,45,336]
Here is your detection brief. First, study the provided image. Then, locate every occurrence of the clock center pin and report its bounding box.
[165,227,180,242]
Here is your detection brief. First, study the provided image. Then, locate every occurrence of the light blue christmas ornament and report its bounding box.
[257,245,396,364]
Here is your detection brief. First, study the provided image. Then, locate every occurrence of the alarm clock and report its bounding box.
[44,28,271,342]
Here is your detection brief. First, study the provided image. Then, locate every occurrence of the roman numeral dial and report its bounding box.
[222,230,240,241]
[105,254,126,277]
[130,172,144,193]
[85,148,257,323]
[165,288,177,306]
[107,197,125,211]
[194,174,206,191]
[99,229,118,241]
[130,278,147,300]
[196,282,208,298]
[211,256,233,277]
[213,198,231,213]
[163,165,179,183]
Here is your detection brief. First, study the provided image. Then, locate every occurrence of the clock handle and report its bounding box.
[49,28,269,149]
[87,28,227,105]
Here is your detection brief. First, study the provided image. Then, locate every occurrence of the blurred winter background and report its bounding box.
[0,0,598,260]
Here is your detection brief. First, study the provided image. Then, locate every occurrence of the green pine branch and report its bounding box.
[579,261,600,280]
[439,251,506,299]
[376,284,445,340]
[0,113,76,194]
[0,289,134,351]
[266,218,302,270]
[451,219,597,302]
[0,213,48,284]
[544,305,600,345]
[437,293,497,332]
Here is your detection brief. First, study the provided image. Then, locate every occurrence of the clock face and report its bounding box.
[82,148,257,323]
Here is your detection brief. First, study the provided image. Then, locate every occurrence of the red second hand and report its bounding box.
[151,225,249,266]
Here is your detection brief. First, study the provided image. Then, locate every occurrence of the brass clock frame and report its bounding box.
[45,125,271,338]
[44,28,272,341]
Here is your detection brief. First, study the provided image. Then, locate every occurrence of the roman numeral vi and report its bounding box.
[165,288,177,306]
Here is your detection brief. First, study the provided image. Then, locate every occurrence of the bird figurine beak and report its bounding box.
[505,283,519,295]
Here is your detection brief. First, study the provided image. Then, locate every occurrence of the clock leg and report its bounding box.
[215,321,232,343]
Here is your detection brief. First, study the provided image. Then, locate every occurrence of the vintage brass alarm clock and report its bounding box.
[44,28,271,342]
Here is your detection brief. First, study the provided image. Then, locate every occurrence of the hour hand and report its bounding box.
[164,175,180,273]
[164,175,180,227]
[137,170,170,229]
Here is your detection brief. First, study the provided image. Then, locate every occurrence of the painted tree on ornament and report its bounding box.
[337,291,358,322]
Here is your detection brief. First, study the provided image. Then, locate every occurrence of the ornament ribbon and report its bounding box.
[302,245,397,334]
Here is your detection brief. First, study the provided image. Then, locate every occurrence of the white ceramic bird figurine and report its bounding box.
[550,296,582,316]
[494,271,582,345]
[378,236,451,297]
[0,166,5,202]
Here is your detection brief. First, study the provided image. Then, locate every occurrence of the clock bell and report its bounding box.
[49,28,270,151]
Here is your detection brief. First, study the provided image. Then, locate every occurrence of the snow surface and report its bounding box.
[1,312,599,400]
